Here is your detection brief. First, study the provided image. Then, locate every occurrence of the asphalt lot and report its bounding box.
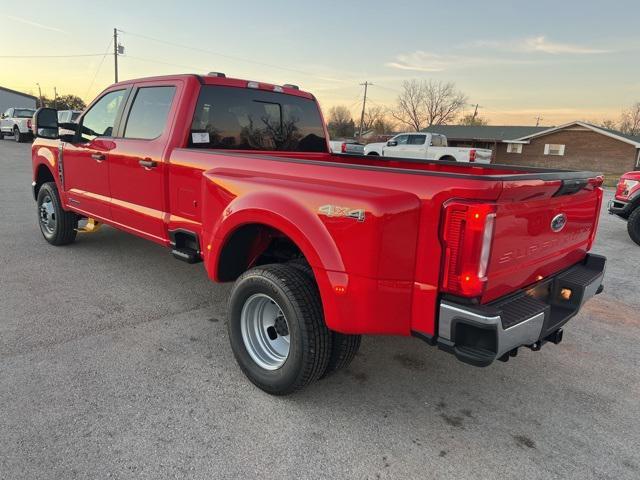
[0,139,639,480]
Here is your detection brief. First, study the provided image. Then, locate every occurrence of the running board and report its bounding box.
[171,248,201,264]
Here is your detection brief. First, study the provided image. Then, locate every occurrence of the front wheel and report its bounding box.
[36,182,78,245]
[627,207,640,246]
[227,264,331,395]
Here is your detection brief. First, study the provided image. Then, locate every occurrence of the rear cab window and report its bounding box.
[188,85,327,152]
[124,86,176,139]
[408,134,426,145]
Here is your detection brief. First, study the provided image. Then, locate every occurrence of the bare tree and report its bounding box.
[596,119,619,130]
[619,102,640,136]
[391,80,467,131]
[326,105,355,138]
[361,105,397,134]
[423,80,468,126]
[459,114,489,126]
[390,80,426,131]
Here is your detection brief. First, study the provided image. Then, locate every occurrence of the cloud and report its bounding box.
[4,15,68,34]
[464,36,610,55]
[385,50,529,73]
[522,36,610,54]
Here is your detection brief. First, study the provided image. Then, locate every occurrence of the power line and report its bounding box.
[84,39,113,99]
[123,54,211,72]
[117,29,347,84]
[0,53,105,58]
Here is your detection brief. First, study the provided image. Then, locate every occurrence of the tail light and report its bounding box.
[587,185,603,251]
[27,119,32,130]
[441,202,496,297]
[469,149,476,163]
[341,142,347,153]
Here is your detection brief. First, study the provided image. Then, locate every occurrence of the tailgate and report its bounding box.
[482,178,603,303]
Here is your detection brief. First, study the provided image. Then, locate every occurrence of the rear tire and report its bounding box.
[37,182,78,245]
[367,152,379,156]
[627,207,640,246]
[14,127,24,143]
[227,264,331,395]
[322,332,361,378]
[0,130,4,140]
[286,258,362,377]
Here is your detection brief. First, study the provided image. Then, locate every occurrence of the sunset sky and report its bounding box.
[2,0,639,126]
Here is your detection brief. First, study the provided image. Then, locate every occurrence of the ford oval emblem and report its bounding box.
[551,213,567,232]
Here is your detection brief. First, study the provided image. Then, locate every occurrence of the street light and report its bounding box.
[36,83,43,108]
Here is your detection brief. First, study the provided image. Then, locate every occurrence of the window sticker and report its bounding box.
[192,132,210,144]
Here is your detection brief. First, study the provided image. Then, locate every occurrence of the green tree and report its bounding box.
[43,94,86,111]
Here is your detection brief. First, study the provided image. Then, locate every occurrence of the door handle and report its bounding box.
[138,158,158,169]
[91,153,106,161]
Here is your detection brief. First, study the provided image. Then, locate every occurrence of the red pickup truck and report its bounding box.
[31,73,606,394]
[608,171,640,245]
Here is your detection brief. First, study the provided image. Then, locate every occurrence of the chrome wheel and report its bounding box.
[39,194,56,235]
[240,293,290,370]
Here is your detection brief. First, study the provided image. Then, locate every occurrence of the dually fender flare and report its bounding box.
[202,191,345,282]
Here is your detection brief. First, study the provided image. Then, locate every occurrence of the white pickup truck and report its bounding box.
[364,132,492,163]
[328,140,365,155]
[0,107,36,142]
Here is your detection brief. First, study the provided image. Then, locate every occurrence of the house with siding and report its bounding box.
[425,122,640,183]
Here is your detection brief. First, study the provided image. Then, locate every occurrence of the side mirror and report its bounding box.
[33,107,59,139]
[386,140,398,147]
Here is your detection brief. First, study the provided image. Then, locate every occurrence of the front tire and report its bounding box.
[37,182,78,245]
[627,207,640,246]
[227,264,331,395]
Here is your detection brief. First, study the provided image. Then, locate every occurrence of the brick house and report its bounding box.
[425,122,640,184]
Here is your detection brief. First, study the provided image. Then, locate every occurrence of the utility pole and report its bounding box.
[358,81,373,139]
[53,86,58,109]
[535,115,543,127]
[113,28,119,83]
[472,103,480,120]
[36,83,43,107]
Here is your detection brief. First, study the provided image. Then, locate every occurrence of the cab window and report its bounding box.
[124,86,176,139]
[81,90,126,142]
[188,85,327,152]
[394,135,409,145]
[408,134,426,145]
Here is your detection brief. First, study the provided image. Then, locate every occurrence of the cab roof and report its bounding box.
[111,73,314,100]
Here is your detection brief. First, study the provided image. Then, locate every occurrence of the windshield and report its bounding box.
[15,109,35,118]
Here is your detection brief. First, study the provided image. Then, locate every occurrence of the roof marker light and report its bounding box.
[247,81,259,89]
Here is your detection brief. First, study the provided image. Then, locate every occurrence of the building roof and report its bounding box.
[423,121,640,148]
[514,121,640,148]
[423,125,549,142]
[0,86,38,101]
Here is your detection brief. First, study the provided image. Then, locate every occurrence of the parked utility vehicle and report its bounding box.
[329,140,365,155]
[608,171,640,245]
[365,132,492,163]
[1,107,35,142]
[31,74,605,394]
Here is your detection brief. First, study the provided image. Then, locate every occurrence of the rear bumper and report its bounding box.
[436,253,606,367]
[608,199,632,216]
